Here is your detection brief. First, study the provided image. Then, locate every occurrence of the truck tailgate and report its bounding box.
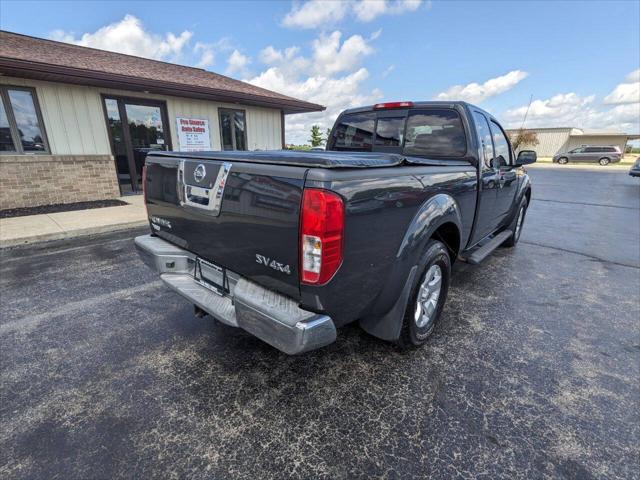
[144,154,306,300]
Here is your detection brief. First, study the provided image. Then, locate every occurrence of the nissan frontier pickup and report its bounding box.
[135,101,536,354]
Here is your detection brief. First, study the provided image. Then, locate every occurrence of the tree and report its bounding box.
[509,129,539,151]
[309,125,323,147]
[324,128,332,145]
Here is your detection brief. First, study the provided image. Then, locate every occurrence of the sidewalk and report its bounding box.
[0,196,148,248]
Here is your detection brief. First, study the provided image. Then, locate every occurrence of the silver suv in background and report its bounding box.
[553,145,622,165]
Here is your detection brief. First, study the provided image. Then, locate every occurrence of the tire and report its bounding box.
[502,196,528,247]
[397,240,451,349]
[599,157,610,166]
[557,157,569,165]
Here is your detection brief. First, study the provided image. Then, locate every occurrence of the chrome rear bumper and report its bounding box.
[134,234,336,354]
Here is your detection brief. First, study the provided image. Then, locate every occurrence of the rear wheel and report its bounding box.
[557,157,569,165]
[502,197,528,247]
[599,157,610,166]
[397,240,451,348]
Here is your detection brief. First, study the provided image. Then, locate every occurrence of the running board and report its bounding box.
[464,230,513,265]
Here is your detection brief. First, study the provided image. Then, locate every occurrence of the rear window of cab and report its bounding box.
[332,108,467,157]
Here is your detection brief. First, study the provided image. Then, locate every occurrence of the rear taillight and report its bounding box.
[300,189,344,285]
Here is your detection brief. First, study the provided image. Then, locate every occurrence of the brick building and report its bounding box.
[0,31,323,210]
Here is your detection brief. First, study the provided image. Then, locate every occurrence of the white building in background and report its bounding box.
[506,127,638,157]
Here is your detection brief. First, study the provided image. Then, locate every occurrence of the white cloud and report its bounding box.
[381,65,395,78]
[504,70,640,132]
[282,1,350,29]
[369,28,383,40]
[194,42,215,68]
[282,0,423,28]
[193,38,233,69]
[434,70,529,103]
[249,31,382,144]
[352,0,422,22]
[604,82,640,105]
[504,88,640,133]
[311,31,374,75]
[225,50,251,77]
[50,15,234,70]
[625,69,640,83]
[50,14,192,61]
[504,93,596,126]
[603,69,640,105]
[352,0,389,22]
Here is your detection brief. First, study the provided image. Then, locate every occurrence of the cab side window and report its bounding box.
[489,121,512,167]
[472,112,494,169]
[403,109,466,157]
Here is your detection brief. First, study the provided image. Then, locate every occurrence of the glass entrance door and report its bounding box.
[103,97,170,194]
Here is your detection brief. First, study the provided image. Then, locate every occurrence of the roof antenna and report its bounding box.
[520,94,533,130]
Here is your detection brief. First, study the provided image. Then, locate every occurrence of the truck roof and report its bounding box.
[149,150,471,169]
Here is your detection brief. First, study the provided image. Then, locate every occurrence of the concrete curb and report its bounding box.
[0,220,149,249]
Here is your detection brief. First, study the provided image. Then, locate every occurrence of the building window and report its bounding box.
[218,109,247,150]
[0,86,49,154]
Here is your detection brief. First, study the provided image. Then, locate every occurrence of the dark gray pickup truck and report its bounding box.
[135,101,536,354]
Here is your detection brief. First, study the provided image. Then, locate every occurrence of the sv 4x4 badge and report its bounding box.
[256,254,291,275]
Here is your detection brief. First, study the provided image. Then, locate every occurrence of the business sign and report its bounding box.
[176,117,211,151]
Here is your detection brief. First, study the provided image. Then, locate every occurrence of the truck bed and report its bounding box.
[144,149,477,321]
[151,149,471,169]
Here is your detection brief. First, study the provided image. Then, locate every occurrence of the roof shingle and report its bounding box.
[0,30,324,114]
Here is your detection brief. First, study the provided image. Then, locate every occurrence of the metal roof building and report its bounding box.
[505,127,638,157]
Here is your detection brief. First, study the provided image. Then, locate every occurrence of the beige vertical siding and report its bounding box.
[0,76,112,155]
[512,129,573,156]
[534,130,572,156]
[0,76,283,156]
[164,96,282,151]
[246,107,281,150]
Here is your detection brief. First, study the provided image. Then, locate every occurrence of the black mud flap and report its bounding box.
[359,265,417,341]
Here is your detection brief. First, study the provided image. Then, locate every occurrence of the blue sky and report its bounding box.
[1,0,639,143]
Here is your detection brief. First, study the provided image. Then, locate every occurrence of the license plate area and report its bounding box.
[194,257,228,295]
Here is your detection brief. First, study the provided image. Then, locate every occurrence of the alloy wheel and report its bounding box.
[414,264,442,329]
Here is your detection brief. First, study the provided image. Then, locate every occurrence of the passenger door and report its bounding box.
[489,120,518,223]
[470,111,500,243]
[584,146,602,162]
[569,147,587,162]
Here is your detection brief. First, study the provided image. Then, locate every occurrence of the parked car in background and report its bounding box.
[553,145,622,165]
[629,157,640,177]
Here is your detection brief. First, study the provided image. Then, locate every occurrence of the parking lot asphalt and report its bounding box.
[1,166,639,479]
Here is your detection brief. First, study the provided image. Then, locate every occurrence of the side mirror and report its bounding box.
[516,150,537,166]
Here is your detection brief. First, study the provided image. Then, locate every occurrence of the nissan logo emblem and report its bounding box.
[193,164,206,183]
